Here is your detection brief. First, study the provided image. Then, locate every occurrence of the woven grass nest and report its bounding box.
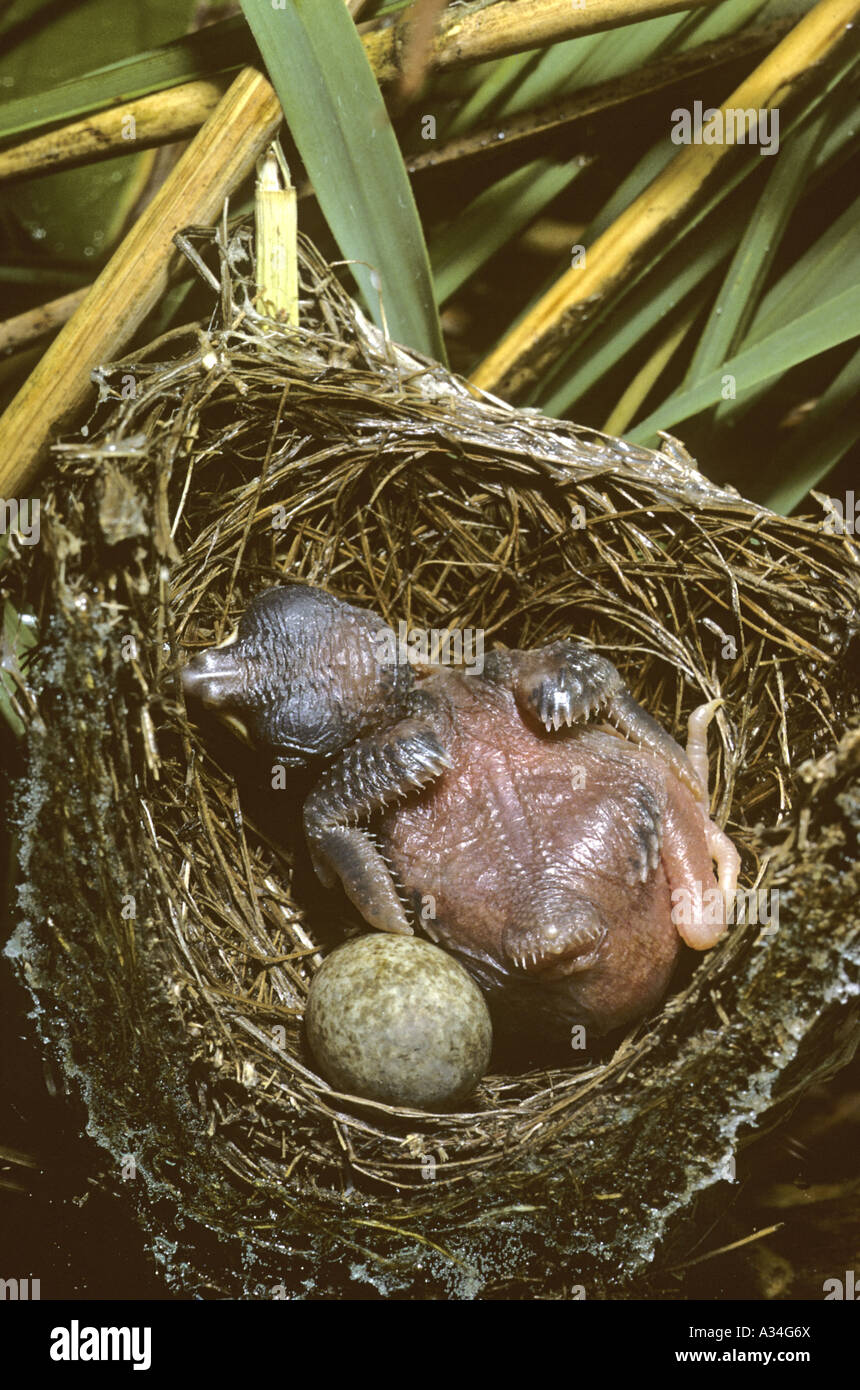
[7,224,860,1299]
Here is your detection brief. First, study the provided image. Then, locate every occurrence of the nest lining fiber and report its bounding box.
[6,225,860,1297]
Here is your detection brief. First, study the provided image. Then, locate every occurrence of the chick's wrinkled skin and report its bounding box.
[180,584,413,764]
[377,672,737,1043]
[181,583,740,1044]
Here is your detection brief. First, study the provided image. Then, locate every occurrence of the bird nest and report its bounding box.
[6,226,860,1299]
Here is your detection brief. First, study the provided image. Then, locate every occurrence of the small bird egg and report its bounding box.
[305,934,492,1110]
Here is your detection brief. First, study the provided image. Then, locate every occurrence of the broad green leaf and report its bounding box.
[239,0,445,363]
[628,284,860,444]
[0,13,247,143]
[0,0,198,264]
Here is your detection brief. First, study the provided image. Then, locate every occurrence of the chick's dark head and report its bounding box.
[181,583,413,765]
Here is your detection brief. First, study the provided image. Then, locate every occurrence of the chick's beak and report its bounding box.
[180,646,244,707]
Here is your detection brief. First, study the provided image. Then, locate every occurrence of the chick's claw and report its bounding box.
[484,640,704,802]
[484,641,624,730]
[503,901,608,977]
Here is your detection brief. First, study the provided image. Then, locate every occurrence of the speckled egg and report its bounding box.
[305,934,493,1110]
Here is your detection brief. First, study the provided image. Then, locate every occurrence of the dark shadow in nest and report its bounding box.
[5,226,859,1298]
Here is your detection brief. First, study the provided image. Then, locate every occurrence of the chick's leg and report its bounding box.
[484,641,703,798]
[303,692,453,935]
[662,701,740,949]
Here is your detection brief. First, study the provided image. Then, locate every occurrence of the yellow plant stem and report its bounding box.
[405,21,791,176]
[0,0,721,185]
[0,289,90,358]
[255,145,299,325]
[602,293,706,436]
[0,69,281,498]
[0,19,788,355]
[363,0,720,82]
[0,78,231,184]
[470,0,860,400]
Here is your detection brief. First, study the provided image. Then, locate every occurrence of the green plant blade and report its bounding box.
[0,16,249,143]
[539,207,739,415]
[764,344,860,514]
[627,284,860,444]
[602,288,707,435]
[429,157,586,305]
[669,0,768,53]
[239,0,445,363]
[443,51,541,138]
[532,49,859,409]
[684,102,828,385]
[512,0,769,250]
[0,264,90,286]
[742,195,860,350]
[714,188,860,423]
[539,100,853,419]
[443,0,767,145]
[584,140,675,248]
